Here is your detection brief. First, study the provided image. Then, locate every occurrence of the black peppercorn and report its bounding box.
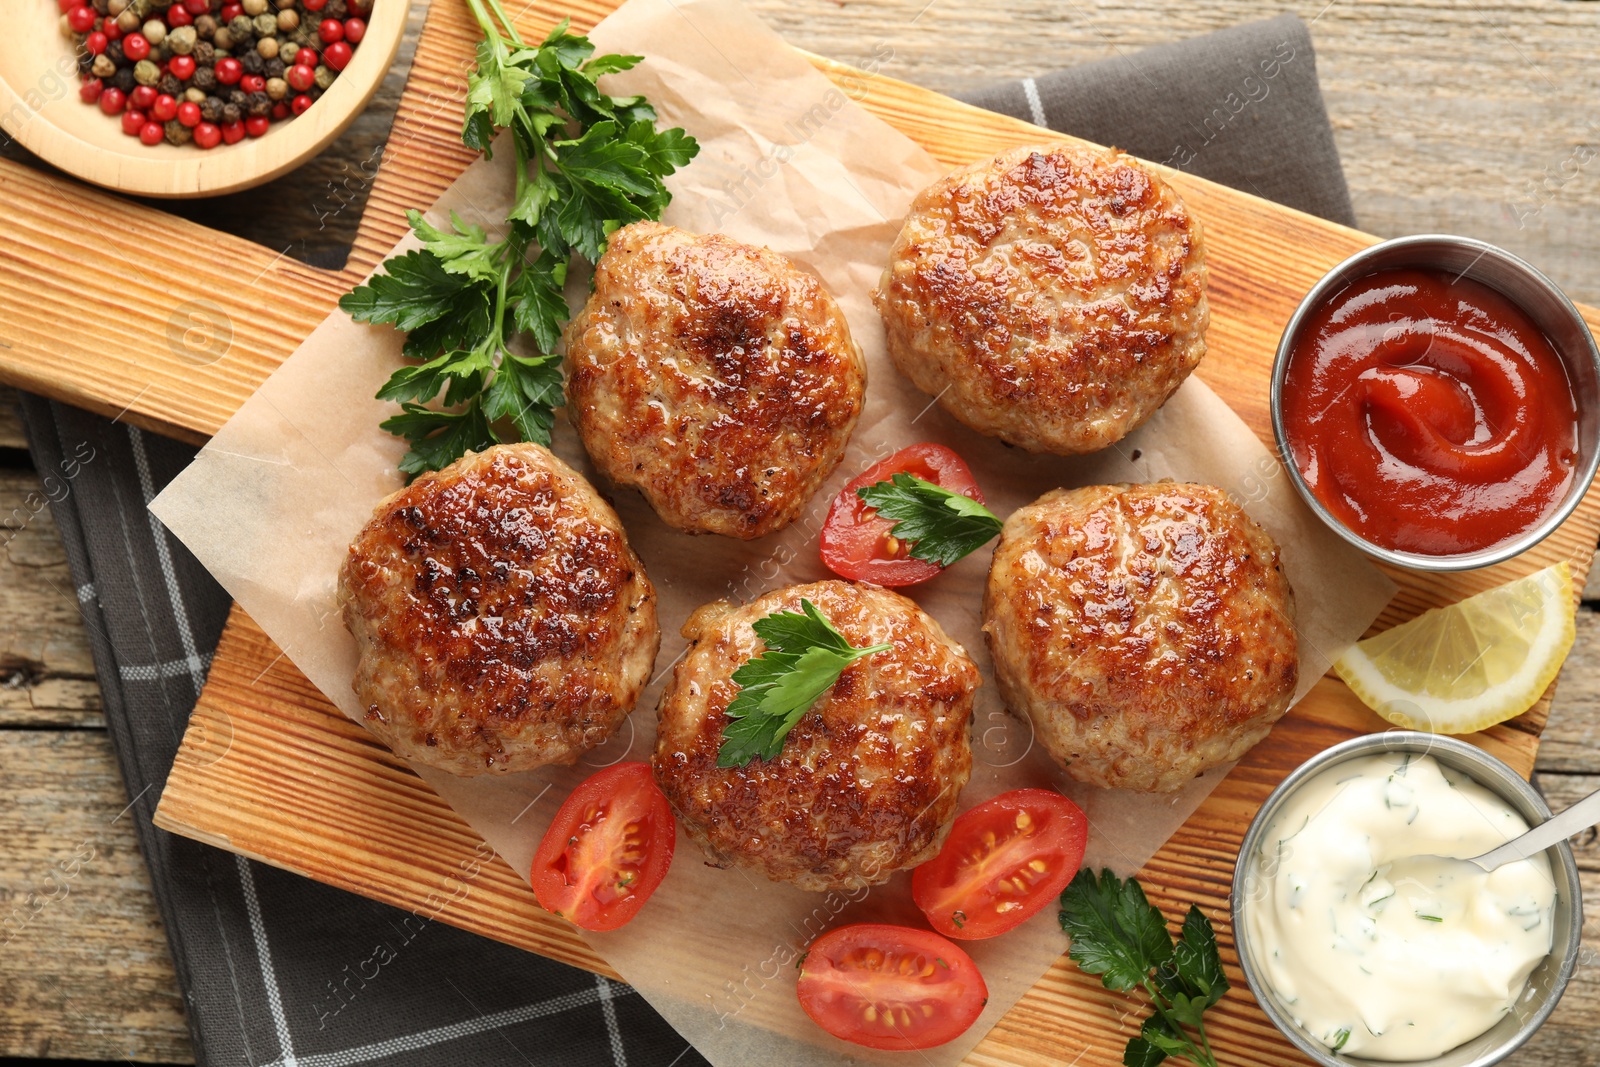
[106,40,125,65]
[307,85,322,102]
[111,66,136,93]
[240,50,264,75]
[164,119,193,145]
[76,52,94,75]
[192,65,216,91]
[92,0,109,12]
[200,95,224,122]
[325,0,348,18]
[263,57,285,79]
[245,90,270,117]
[221,102,242,124]
[157,72,182,96]
[228,88,248,108]
[193,41,215,65]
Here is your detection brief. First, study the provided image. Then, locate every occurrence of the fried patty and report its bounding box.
[653,581,979,892]
[983,483,1297,792]
[875,142,1209,455]
[566,222,866,539]
[338,444,659,776]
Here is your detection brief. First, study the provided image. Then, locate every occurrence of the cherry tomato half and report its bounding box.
[529,762,676,932]
[797,923,988,1051]
[819,442,988,586]
[912,788,1088,940]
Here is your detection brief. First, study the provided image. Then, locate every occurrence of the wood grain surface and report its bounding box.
[5,1,1600,1064]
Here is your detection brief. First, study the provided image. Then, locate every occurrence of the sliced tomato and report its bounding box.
[912,788,1088,940]
[530,762,676,932]
[819,442,989,586]
[797,923,988,1051]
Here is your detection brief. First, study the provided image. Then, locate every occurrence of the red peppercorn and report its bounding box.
[139,120,165,146]
[342,17,366,44]
[57,0,77,13]
[122,32,150,62]
[285,64,315,92]
[120,108,145,135]
[240,73,266,93]
[291,93,313,116]
[304,0,327,10]
[130,84,157,110]
[318,17,343,43]
[168,54,196,80]
[103,19,123,40]
[66,5,97,32]
[270,100,290,120]
[215,57,243,85]
[219,120,246,145]
[151,93,178,121]
[183,0,208,13]
[79,78,103,104]
[220,3,243,21]
[165,6,191,27]
[85,31,108,55]
[323,40,352,71]
[244,114,270,137]
[98,86,125,115]
[177,100,201,127]
[193,121,222,149]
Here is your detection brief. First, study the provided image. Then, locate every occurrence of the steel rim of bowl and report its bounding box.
[1269,234,1600,572]
[1231,731,1583,1067]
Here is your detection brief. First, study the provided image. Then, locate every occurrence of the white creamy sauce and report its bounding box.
[1243,753,1555,1060]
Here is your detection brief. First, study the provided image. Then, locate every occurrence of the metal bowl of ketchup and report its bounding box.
[1271,234,1600,570]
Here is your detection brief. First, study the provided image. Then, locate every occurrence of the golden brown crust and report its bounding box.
[653,581,979,892]
[565,222,866,539]
[338,444,659,776]
[875,142,1208,455]
[982,483,1297,792]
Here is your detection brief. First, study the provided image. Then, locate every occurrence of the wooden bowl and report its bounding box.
[0,1,407,198]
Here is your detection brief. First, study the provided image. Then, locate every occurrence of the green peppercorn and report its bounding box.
[164,119,192,145]
[166,24,196,55]
[133,59,161,85]
[313,64,334,90]
[251,12,275,36]
[278,40,298,64]
[183,86,206,103]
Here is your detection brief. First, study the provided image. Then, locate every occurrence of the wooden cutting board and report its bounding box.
[0,1,1593,1064]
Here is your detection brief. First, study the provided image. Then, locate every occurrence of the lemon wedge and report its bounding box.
[1334,562,1577,734]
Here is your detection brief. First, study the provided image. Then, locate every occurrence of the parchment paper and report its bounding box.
[151,0,1397,1061]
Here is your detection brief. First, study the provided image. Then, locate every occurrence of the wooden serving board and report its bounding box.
[0,1,1594,1064]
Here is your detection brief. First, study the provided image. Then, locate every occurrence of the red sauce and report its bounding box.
[1280,267,1579,556]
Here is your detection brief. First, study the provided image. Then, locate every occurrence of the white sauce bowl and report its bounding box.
[1232,732,1582,1067]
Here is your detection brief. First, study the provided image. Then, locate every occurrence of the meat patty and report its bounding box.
[653,580,979,892]
[566,222,866,539]
[875,142,1209,455]
[338,444,659,777]
[983,483,1297,792]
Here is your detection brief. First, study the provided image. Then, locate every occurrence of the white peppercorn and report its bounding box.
[107,0,129,15]
[212,27,233,50]
[90,53,116,78]
[277,9,298,32]
[183,86,206,103]
[115,8,141,32]
[141,18,165,46]
[241,0,268,14]
[264,76,287,101]
[257,36,278,59]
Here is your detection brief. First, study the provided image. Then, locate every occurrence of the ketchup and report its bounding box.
[1280,267,1579,556]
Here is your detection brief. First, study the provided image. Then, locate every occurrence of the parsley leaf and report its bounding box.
[717,600,891,768]
[342,1,700,478]
[856,472,1003,568]
[1060,869,1227,1067]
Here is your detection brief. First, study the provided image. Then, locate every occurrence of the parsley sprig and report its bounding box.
[856,472,1003,567]
[339,1,699,477]
[718,600,891,768]
[1059,869,1229,1067]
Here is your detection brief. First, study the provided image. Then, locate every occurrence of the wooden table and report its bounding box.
[2,1,1598,1063]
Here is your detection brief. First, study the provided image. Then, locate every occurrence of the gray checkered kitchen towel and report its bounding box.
[20,13,1352,1067]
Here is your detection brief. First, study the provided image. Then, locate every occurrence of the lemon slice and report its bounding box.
[1334,562,1577,734]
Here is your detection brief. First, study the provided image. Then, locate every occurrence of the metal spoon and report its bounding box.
[1455,784,1600,872]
